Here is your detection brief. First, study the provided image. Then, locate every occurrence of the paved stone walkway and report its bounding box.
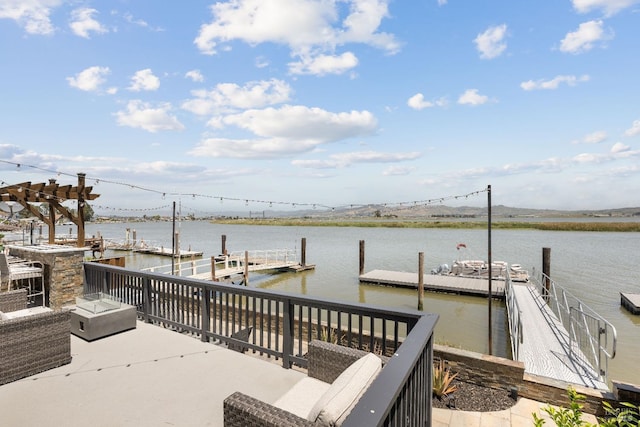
[433,396,598,427]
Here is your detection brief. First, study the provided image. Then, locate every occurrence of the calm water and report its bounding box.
[85,220,640,385]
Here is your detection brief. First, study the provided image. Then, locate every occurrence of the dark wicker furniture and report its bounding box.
[224,340,383,427]
[0,289,71,385]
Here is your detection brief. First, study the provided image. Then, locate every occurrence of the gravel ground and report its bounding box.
[432,379,517,412]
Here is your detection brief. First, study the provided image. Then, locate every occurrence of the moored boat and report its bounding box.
[431,243,529,282]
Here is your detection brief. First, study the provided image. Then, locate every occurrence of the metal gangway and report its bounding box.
[143,248,300,280]
[505,268,617,390]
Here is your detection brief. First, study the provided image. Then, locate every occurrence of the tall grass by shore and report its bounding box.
[211,218,640,232]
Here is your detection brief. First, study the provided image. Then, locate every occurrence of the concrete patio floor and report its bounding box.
[0,320,305,426]
[0,319,599,426]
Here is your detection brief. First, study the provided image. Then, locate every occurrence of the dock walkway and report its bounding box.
[510,282,609,390]
[359,270,505,297]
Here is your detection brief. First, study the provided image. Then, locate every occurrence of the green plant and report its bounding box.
[532,387,595,427]
[432,359,458,398]
[599,401,640,427]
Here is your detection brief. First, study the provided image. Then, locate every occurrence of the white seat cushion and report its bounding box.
[2,306,52,320]
[308,353,382,426]
[273,377,331,419]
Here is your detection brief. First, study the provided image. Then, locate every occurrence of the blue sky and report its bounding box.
[1,0,639,216]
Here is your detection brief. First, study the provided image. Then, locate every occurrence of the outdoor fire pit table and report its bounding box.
[70,293,136,341]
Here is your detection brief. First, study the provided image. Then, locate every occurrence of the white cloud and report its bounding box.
[0,0,62,35]
[457,89,489,106]
[189,105,377,159]
[474,24,507,59]
[115,100,185,133]
[611,142,630,153]
[185,70,204,82]
[407,93,447,110]
[182,79,292,116]
[572,131,607,144]
[437,0,448,5]
[66,66,111,92]
[255,56,269,68]
[383,165,415,176]
[520,74,590,91]
[624,119,640,137]
[289,52,358,75]
[128,69,160,92]
[69,7,108,38]
[194,0,399,75]
[292,151,420,169]
[573,143,638,164]
[572,0,639,16]
[122,12,163,31]
[560,20,611,54]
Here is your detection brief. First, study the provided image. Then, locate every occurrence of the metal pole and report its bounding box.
[171,201,176,275]
[487,184,493,355]
[418,252,424,311]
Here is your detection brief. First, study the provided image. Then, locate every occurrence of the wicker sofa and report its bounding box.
[224,340,385,427]
[0,289,71,385]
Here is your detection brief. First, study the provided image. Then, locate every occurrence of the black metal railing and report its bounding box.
[83,262,438,426]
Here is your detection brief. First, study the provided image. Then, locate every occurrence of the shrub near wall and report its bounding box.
[433,344,617,416]
[433,344,524,391]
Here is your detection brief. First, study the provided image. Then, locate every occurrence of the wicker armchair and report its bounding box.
[0,289,71,385]
[224,340,384,427]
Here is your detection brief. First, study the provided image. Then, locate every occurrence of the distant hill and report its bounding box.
[248,204,640,220]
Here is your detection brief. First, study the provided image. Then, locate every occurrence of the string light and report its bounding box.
[0,159,488,213]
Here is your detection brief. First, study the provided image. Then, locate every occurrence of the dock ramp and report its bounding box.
[506,269,616,390]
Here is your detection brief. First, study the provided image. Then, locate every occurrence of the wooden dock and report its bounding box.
[190,263,314,281]
[135,247,203,258]
[358,270,505,298]
[621,292,640,315]
[511,283,608,390]
[144,248,314,281]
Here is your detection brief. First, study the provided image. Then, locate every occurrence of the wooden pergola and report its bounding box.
[0,173,99,247]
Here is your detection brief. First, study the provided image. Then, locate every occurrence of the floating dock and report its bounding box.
[358,270,505,298]
[621,292,640,315]
[135,247,203,258]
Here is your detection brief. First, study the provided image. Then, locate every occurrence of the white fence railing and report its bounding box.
[142,248,298,278]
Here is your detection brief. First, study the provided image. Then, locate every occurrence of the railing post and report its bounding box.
[143,277,152,323]
[201,287,211,342]
[282,298,294,369]
[102,271,111,295]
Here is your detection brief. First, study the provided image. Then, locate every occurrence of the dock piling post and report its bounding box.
[418,252,425,311]
[301,238,307,267]
[359,240,365,275]
[222,235,227,256]
[211,256,216,281]
[244,250,249,286]
[543,247,551,302]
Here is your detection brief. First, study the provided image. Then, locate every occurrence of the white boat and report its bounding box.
[431,243,529,282]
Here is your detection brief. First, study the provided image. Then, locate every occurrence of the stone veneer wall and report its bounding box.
[433,344,640,416]
[8,247,85,310]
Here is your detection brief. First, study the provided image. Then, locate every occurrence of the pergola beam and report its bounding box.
[0,173,99,247]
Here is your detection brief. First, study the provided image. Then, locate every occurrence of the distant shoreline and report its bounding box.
[210,218,640,232]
